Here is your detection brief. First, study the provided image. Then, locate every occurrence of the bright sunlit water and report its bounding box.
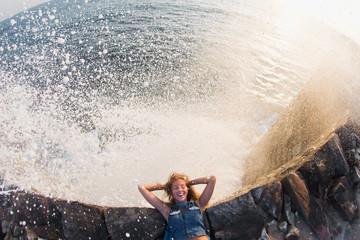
[0,0,357,207]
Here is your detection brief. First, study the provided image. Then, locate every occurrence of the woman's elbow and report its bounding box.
[138,184,145,191]
[209,175,216,183]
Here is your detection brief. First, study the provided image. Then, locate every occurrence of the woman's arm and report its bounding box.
[138,183,170,221]
[190,175,216,210]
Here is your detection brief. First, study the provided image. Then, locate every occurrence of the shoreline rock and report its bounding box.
[1,121,360,240]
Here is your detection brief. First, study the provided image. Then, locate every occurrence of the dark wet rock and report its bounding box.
[251,185,264,204]
[265,220,285,240]
[252,181,283,220]
[297,156,319,194]
[299,134,349,197]
[12,224,25,238]
[207,192,265,240]
[283,194,294,226]
[202,212,214,239]
[340,185,360,239]
[293,213,318,240]
[322,201,350,240]
[104,207,165,240]
[278,221,288,233]
[345,148,360,168]
[282,172,329,240]
[0,197,7,222]
[355,182,360,206]
[55,200,108,240]
[327,134,349,177]
[0,191,64,239]
[349,165,360,184]
[285,226,300,240]
[337,124,360,151]
[259,228,271,240]
[342,217,360,240]
[1,220,8,240]
[328,176,358,221]
[1,221,12,239]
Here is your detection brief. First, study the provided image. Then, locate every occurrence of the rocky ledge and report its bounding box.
[1,121,360,240]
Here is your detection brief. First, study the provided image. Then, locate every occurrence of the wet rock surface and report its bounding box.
[55,200,108,240]
[104,207,165,240]
[282,172,329,240]
[206,192,266,240]
[253,181,283,220]
[328,176,358,221]
[1,121,360,239]
[0,190,64,239]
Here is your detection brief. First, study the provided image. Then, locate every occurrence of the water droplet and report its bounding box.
[57,38,66,44]
[63,76,70,84]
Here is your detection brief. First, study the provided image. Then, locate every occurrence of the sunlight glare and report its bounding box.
[275,0,360,44]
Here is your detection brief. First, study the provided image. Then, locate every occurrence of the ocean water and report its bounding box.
[0,0,347,207]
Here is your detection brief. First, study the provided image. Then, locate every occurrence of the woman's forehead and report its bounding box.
[172,179,186,186]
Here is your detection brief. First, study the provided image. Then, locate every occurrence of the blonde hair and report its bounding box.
[164,173,200,205]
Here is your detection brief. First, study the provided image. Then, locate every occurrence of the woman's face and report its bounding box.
[171,179,188,203]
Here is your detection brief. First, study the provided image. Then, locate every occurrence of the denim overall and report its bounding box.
[164,200,209,240]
